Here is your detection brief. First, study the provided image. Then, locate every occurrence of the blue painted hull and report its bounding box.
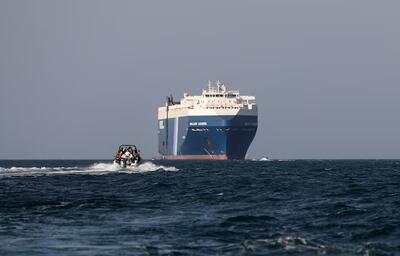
[158,115,257,160]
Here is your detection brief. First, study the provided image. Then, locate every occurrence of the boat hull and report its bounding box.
[158,114,257,160]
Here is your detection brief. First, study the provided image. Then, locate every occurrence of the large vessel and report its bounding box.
[158,80,258,160]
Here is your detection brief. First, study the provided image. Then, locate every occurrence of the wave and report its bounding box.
[0,162,178,177]
[88,162,178,172]
[242,236,328,253]
[250,159,294,162]
[242,236,399,254]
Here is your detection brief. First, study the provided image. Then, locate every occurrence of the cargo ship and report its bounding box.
[158,80,258,160]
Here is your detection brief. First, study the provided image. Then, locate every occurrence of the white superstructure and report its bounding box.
[158,80,257,119]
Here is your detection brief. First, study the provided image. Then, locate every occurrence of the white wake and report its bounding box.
[88,162,178,173]
[0,162,178,177]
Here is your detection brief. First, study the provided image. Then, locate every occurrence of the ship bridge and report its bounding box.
[177,80,256,111]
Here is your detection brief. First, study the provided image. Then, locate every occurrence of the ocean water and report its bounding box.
[0,160,399,255]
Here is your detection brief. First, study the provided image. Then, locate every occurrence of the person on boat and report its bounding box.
[120,148,127,159]
[125,146,134,164]
[133,147,141,162]
[114,148,122,164]
[127,146,133,155]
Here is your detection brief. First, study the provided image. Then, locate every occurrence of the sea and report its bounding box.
[0,160,399,255]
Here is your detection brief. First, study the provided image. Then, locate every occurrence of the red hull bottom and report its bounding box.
[160,154,228,160]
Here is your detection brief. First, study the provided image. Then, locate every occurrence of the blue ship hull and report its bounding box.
[158,115,257,160]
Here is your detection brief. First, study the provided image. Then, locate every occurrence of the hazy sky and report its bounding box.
[1,0,399,159]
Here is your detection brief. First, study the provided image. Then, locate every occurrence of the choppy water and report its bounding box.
[0,160,399,255]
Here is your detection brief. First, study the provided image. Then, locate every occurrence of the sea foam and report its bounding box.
[0,162,178,177]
